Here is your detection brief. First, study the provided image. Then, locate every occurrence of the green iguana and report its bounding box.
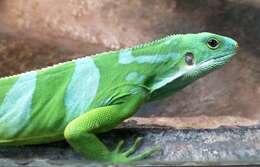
[0,32,238,164]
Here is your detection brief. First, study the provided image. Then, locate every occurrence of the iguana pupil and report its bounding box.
[207,38,219,48]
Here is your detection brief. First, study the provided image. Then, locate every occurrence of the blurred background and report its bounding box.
[0,0,259,128]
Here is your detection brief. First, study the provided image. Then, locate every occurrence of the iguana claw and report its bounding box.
[110,137,159,164]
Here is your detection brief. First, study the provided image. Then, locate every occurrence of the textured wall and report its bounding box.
[0,0,259,128]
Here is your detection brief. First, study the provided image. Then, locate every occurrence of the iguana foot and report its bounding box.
[110,137,159,164]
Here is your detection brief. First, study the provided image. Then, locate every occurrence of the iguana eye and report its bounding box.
[185,52,194,65]
[207,38,219,49]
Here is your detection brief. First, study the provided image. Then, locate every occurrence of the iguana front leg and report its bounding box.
[64,87,158,163]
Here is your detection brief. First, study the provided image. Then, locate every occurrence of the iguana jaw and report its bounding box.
[149,50,237,101]
[201,49,237,65]
[191,51,236,74]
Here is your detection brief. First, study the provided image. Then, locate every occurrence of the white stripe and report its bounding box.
[0,71,37,137]
[65,57,100,122]
[119,49,179,64]
[125,72,145,84]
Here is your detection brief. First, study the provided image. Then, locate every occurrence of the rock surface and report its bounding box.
[1,126,260,166]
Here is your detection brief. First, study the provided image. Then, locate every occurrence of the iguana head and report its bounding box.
[150,32,238,100]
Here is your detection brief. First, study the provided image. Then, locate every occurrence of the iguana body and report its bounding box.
[0,32,238,163]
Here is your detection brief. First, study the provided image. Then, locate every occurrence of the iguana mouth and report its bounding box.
[169,52,236,82]
[200,51,235,65]
[211,52,236,66]
[213,53,234,62]
[180,51,236,81]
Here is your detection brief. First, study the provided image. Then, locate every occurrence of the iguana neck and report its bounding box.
[94,35,181,93]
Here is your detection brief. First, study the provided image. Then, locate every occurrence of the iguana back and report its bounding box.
[0,57,100,144]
